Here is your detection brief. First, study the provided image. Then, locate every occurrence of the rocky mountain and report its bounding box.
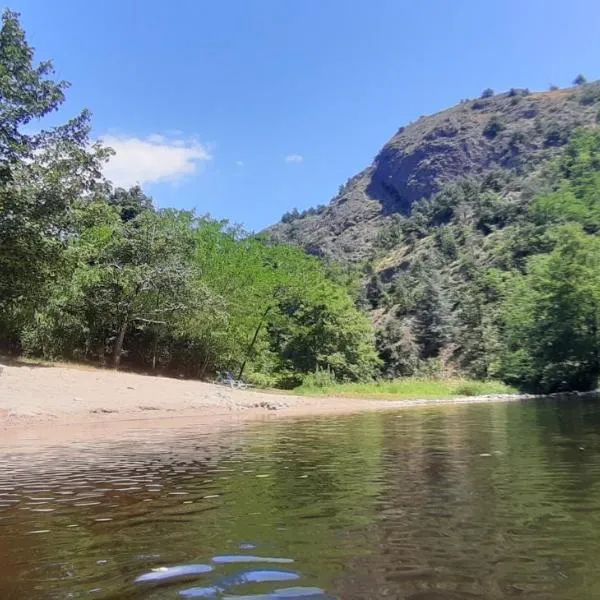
[269,83,600,262]
[267,82,600,382]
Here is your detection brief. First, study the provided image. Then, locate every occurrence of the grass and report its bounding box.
[292,378,517,401]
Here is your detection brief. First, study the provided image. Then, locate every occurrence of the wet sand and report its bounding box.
[0,362,526,449]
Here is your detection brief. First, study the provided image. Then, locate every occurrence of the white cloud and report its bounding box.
[236,160,245,167]
[284,154,304,164]
[100,134,212,188]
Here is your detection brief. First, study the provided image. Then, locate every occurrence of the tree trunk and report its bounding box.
[238,306,272,380]
[113,314,129,369]
[152,336,158,371]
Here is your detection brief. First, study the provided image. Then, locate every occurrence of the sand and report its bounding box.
[0,361,528,449]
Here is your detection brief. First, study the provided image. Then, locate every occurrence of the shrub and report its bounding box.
[544,123,568,147]
[481,88,494,99]
[483,116,505,139]
[580,86,600,106]
[455,382,479,396]
[245,371,278,388]
[574,74,587,86]
[276,373,304,389]
[301,367,337,388]
[549,84,559,91]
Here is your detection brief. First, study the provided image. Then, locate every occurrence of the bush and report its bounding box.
[579,86,600,106]
[281,205,327,224]
[301,367,338,389]
[245,371,278,388]
[483,116,505,139]
[276,373,304,389]
[472,99,489,110]
[549,84,559,91]
[544,123,568,147]
[573,74,587,86]
[481,88,494,99]
[454,382,479,396]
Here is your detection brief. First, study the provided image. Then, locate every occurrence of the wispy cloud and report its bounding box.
[100,133,212,188]
[284,154,304,164]
[236,160,245,167]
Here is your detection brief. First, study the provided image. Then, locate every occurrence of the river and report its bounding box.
[1,398,600,599]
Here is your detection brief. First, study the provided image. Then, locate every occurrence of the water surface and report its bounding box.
[2,398,600,599]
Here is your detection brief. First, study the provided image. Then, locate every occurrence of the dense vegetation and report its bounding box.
[0,10,379,387]
[3,10,600,394]
[365,129,600,393]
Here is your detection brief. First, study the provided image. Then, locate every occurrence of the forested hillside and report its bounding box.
[270,83,600,393]
[368,130,600,393]
[0,10,379,387]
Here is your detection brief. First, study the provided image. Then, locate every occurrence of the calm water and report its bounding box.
[2,399,600,599]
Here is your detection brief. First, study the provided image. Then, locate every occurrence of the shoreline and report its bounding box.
[0,362,593,450]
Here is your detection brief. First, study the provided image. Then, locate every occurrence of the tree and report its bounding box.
[192,221,380,382]
[481,88,494,98]
[532,129,600,232]
[0,9,67,168]
[22,203,198,368]
[412,265,452,359]
[0,10,109,327]
[573,74,587,86]
[376,317,420,378]
[108,185,154,222]
[499,225,600,392]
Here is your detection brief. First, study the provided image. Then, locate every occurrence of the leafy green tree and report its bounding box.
[108,185,154,222]
[499,225,600,392]
[22,203,197,367]
[192,221,380,382]
[532,129,600,232]
[0,10,109,328]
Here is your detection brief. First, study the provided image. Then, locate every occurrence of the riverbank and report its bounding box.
[293,378,515,400]
[0,361,565,448]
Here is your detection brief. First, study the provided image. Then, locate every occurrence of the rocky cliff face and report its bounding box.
[268,84,600,262]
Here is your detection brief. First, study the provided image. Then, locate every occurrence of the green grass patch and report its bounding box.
[292,378,516,400]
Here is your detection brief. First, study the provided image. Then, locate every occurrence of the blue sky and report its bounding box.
[9,0,600,231]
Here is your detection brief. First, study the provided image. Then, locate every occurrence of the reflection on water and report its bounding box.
[2,398,600,598]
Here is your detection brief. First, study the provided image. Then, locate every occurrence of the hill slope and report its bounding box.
[269,84,600,261]
[268,83,600,388]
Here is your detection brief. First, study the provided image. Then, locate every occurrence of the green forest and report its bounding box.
[369,129,600,393]
[2,10,600,394]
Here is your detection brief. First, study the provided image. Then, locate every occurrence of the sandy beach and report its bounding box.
[0,361,530,449]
